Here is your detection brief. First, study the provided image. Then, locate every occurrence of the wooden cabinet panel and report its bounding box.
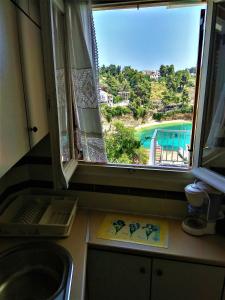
[18,11,48,148]
[87,249,151,300]
[0,0,29,177]
[15,0,29,14]
[28,0,40,25]
[151,258,225,300]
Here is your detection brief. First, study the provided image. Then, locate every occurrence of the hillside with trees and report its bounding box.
[99,64,195,164]
[100,64,195,124]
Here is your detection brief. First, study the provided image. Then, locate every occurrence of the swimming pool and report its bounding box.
[136,122,192,151]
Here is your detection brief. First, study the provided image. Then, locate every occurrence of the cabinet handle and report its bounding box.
[139,267,146,274]
[156,269,163,276]
[29,126,38,133]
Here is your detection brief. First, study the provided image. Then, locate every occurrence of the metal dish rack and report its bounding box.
[0,195,78,237]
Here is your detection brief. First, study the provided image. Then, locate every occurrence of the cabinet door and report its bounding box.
[29,0,40,25]
[0,1,29,177]
[152,258,225,300]
[18,11,48,148]
[15,0,29,14]
[87,249,151,300]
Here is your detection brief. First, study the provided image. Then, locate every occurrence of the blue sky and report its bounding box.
[93,5,206,71]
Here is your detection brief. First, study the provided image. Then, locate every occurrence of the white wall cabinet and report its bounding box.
[87,249,152,300]
[29,0,40,25]
[87,249,225,300]
[18,11,48,148]
[151,258,225,300]
[14,0,40,25]
[0,0,48,178]
[15,0,29,14]
[0,0,30,177]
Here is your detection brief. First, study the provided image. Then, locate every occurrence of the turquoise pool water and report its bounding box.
[136,122,192,151]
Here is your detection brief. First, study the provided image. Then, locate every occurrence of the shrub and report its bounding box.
[153,112,163,121]
[101,105,131,122]
[105,122,148,164]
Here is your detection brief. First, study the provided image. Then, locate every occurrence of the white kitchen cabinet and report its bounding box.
[151,258,225,300]
[15,0,29,14]
[28,0,40,25]
[86,249,225,300]
[18,11,48,148]
[0,0,30,177]
[87,249,152,300]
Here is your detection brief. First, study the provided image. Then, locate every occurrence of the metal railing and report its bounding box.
[149,129,191,167]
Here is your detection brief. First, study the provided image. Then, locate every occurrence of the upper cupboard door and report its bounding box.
[18,11,48,148]
[0,0,29,178]
[40,0,77,189]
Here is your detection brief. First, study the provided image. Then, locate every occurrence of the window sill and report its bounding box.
[71,161,194,192]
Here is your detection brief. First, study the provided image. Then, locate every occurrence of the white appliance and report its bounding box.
[182,181,223,236]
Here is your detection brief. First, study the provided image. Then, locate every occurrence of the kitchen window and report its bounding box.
[40,0,225,193]
[93,2,206,168]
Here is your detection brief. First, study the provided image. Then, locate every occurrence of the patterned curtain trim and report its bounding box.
[56,69,67,107]
[72,68,99,109]
[81,133,106,162]
[67,0,107,163]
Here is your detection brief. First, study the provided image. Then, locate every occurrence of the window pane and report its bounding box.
[93,4,205,168]
[201,2,225,176]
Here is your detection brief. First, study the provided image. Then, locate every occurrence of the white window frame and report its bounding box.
[39,0,225,193]
[192,0,225,193]
[79,2,201,176]
[78,0,225,193]
[40,0,78,189]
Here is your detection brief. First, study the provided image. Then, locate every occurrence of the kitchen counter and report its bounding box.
[0,209,225,300]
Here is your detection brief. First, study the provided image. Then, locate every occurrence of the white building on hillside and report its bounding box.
[114,100,129,107]
[118,91,130,101]
[99,89,113,106]
[143,70,160,80]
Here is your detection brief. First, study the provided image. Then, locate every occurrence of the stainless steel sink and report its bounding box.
[0,242,73,300]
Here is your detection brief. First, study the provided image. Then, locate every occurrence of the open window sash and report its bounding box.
[192,0,225,193]
[40,0,77,189]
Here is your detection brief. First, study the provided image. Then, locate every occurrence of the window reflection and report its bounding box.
[202,2,225,176]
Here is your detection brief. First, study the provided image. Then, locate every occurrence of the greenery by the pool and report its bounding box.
[136,122,192,151]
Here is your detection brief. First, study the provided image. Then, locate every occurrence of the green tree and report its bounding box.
[105,122,148,164]
[159,64,175,78]
[176,69,190,92]
[181,88,190,106]
[113,95,123,103]
[153,112,163,121]
[162,90,179,107]
[101,105,131,122]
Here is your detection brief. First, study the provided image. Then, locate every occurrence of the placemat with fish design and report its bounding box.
[97,213,168,248]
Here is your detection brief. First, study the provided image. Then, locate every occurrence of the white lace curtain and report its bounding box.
[66,0,106,162]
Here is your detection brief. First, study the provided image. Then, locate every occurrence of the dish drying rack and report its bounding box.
[0,194,77,237]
